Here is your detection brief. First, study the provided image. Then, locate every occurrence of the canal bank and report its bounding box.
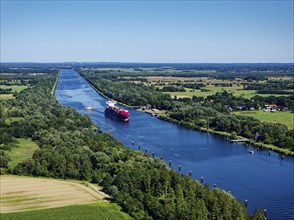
[78,71,293,157]
[158,115,294,156]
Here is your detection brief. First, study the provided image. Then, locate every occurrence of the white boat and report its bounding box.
[248,150,254,154]
[84,106,95,110]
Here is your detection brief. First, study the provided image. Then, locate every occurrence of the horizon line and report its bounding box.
[1,61,294,64]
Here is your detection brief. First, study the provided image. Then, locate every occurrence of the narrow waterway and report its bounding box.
[55,69,294,220]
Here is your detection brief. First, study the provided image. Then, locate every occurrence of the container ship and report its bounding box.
[105,101,129,121]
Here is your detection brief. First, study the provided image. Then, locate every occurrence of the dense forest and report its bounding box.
[0,88,13,94]
[85,76,173,108]
[160,85,186,92]
[80,71,294,152]
[0,73,266,219]
[244,81,294,95]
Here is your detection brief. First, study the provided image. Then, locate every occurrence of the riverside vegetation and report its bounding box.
[79,66,294,155]
[0,68,266,219]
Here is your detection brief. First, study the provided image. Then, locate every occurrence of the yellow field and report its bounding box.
[0,176,107,213]
[0,94,14,99]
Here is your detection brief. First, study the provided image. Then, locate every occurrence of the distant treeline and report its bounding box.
[1,62,293,77]
[86,70,293,81]
[0,67,58,75]
[159,86,186,92]
[175,83,205,89]
[72,62,294,71]
[0,75,47,87]
[0,88,13,94]
[77,63,294,80]
[118,77,148,82]
[245,81,294,90]
[256,90,294,95]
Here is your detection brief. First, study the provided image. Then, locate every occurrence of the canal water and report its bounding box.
[55,69,294,220]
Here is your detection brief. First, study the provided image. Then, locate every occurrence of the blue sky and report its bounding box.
[1,1,293,63]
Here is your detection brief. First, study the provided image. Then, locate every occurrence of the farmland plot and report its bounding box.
[0,176,106,213]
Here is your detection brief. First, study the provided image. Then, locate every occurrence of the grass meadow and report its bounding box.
[0,85,29,99]
[163,85,289,99]
[3,138,40,170]
[232,111,294,130]
[0,85,29,93]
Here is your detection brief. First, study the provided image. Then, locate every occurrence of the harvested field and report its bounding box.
[0,94,14,99]
[0,176,106,213]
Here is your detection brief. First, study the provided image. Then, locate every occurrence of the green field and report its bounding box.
[162,85,288,99]
[0,85,29,93]
[3,138,40,170]
[0,85,29,99]
[233,111,294,130]
[0,201,132,220]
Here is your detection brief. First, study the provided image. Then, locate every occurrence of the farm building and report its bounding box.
[264,104,278,112]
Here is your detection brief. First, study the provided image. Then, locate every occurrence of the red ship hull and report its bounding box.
[105,106,129,121]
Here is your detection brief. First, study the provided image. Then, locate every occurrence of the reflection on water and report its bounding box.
[55,69,294,220]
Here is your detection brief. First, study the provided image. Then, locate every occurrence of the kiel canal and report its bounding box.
[55,69,294,220]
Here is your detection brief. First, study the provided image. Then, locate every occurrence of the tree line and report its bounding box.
[0,88,13,94]
[244,81,294,90]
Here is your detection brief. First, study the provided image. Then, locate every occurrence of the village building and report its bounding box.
[264,104,278,112]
